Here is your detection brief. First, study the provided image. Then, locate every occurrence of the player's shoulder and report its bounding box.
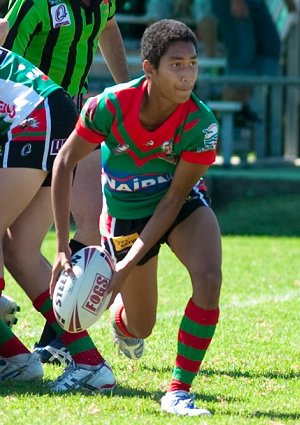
[9,0,48,7]
[189,92,214,116]
[29,0,64,14]
[186,92,218,126]
[101,76,145,109]
[183,92,219,136]
[7,0,49,14]
[104,76,145,97]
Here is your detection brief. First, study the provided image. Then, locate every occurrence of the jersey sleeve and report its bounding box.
[75,93,115,144]
[181,104,219,166]
[4,0,42,54]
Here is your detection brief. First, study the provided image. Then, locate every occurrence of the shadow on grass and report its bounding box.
[0,379,219,404]
[248,410,300,421]
[1,379,298,421]
[202,367,300,380]
[141,365,300,380]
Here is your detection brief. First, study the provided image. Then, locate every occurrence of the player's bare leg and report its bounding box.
[70,149,102,246]
[120,256,158,337]
[0,168,47,327]
[3,185,53,300]
[36,149,103,355]
[168,206,222,309]
[161,206,221,416]
[110,257,158,359]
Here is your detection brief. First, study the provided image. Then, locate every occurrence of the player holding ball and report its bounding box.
[50,19,222,416]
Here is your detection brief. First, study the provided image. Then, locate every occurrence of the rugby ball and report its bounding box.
[53,246,114,333]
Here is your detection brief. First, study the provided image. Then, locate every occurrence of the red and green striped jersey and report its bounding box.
[0,47,59,136]
[76,76,219,219]
[4,0,115,96]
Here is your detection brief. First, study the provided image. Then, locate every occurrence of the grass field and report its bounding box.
[0,231,299,425]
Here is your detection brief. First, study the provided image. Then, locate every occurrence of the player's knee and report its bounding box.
[130,321,155,339]
[191,266,222,296]
[3,237,19,270]
[3,236,39,271]
[72,209,102,246]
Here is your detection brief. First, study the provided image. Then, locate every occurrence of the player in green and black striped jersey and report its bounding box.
[4,0,128,96]
[0,0,130,364]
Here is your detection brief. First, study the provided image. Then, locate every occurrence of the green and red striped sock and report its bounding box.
[111,300,136,338]
[0,277,5,291]
[0,319,29,357]
[168,298,219,393]
[33,290,104,366]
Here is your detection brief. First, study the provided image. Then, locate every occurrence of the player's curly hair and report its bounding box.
[141,19,198,69]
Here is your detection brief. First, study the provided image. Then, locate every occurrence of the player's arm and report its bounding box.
[0,19,8,45]
[49,131,97,296]
[98,16,130,83]
[108,159,210,295]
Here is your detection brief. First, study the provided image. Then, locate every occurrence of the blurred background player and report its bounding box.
[145,0,218,58]
[49,19,222,416]
[0,46,116,391]
[211,0,283,124]
[0,0,129,364]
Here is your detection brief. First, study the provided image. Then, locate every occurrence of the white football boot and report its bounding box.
[0,353,43,381]
[110,294,145,360]
[50,360,116,393]
[161,391,212,416]
[0,295,20,328]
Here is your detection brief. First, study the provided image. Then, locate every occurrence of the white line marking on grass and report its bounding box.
[92,289,300,330]
[156,289,300,321]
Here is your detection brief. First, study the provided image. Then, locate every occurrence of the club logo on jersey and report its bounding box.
[51,4,71,28]
[162,141,173,155]
[114,143,129,155]
[20,117,40,129]
[0,99,16,120]
[201,123,218,151]
[159,140,177,164]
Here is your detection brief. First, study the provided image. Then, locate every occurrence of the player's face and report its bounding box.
[153,41,198,104]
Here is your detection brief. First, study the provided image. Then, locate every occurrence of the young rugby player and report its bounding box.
[50,19,222,415]
[0,0,129,363]
[0,47,115,390]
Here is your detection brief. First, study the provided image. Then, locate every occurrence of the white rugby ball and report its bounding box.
[53,246,114,333]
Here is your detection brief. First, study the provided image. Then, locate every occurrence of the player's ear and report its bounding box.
[143,59,155,79]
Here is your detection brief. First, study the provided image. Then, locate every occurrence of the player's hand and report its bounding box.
[105,259,132,301]
[49,251,75,298]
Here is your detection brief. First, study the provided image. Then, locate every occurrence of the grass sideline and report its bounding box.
[0,232,299,425]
